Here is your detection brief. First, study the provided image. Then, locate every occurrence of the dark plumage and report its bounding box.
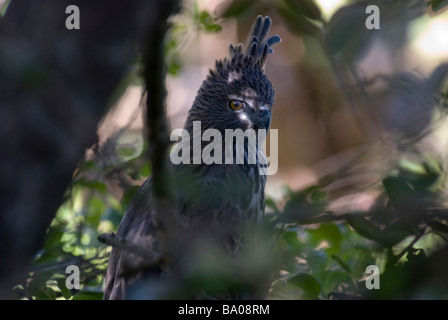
[103,15,280,300]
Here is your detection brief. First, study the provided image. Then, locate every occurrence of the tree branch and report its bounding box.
[98,233,160,263]
[0,0,180,298]
[140,0,181,258]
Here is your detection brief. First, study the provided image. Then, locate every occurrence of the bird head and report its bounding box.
[185,16,281,136]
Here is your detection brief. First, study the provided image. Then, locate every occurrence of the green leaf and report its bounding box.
[345,215,382,243]
[204,23,222,33]
[331,255,352,274]
[57,278,72,300]
[77,159,98,173]
[275,1,322,38]
[289,273,322,298]
[405,247,426,265]
[308,223,342,254]
[301,185,322,195]
[168,60,182,76]
[86,196,106,228]
[27,271,53,293]
[139,160,152,177]
[0,0,10,17]
[74,177,107,193]
[33,287,57,300]
[381,221,415,247]
[429,221,448,241]
[72,291,103,300]
[197,10,210,21]
[265,198,279,213]
[284,0,322,21]
[103,207,124,229]
[310,190,326,203]
[322,270,352,296]
[431,0,448,13]
[118,145,137,158]
[282,204,324,222]
[399,159,440,191]
[282,230,302,252]
[121,185,140,209]
[382,176,414,211]
[281,190,325,222]
[221,0,258,18]
[44,227,64,248]
[323,3,375,60]
[196,10,222,33]
[398,159,426,175]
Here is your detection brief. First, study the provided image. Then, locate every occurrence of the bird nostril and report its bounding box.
[259,106,268,114]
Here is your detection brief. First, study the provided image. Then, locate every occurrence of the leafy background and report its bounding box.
[8,0,448,299]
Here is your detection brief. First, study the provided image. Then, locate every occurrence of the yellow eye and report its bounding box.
[229,99,244,110]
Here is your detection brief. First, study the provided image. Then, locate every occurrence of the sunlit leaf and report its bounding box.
[195,10,222,33]
[204,23,222,33]
[168,59,182,76]
[0,0,10,17]
[86,196,106,229]
[429,221,448,241]
[308,223,342,254]
[399,159,440,191]
[73,177,107,194]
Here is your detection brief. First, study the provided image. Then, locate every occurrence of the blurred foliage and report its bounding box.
[0,0,10,17]
[165,0,222,76]
[14,135,151,300]
[267,155,448,299]
[430,0,448,13]
[14,0,448,299]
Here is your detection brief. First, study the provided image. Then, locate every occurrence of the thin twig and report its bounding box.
[281,211,374,225]
[140,0,182,262]
[390,226,428,265]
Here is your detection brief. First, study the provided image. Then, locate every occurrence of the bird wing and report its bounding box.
[103,161,266,299]
[103,178,160,300]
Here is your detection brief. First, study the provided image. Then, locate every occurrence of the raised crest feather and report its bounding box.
[218,15,281,73]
